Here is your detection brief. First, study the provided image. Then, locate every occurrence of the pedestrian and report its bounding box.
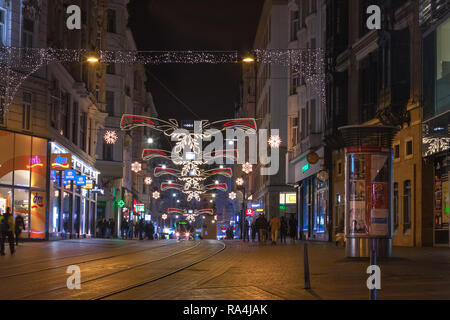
[243,219,250,242]
[101,218,107,238]
[269,215,281,245]
[109,219,115,238]
[128,220,134,239]
[289,215,297,243]
[0,207,15,256]
[255,214,265,244]
[138,219,144,240]
[149,222,155,240]
[251,220,256,242]
[15,214,25,246]
[280,216,288,244]
[121,218,128,239]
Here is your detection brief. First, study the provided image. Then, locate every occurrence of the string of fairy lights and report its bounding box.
[0,46,326,116]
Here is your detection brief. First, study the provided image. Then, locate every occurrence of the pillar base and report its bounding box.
[345,237,392,258]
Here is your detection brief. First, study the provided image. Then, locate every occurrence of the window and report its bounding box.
[60,92,70,138]
[289,116,299,148]
[80,112,87,152]
[394,143,400,160]
[107,9,116,33]
[106,91,115,116]
[0,9,6,46]
[22,92,31,130]
[103,143,113,161]
[405,139,413,158]
[290,11,299,41]
[22,18,34,48]
[290,68,300,95]
[72,102,78,145]
[403,181,411,231]
[106,63,115,75]
[359,52,379,123]
[394,183,399,229]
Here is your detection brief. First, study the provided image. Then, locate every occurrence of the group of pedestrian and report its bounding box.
[96,218,115,238]
[225,226,234,240]
[244,214,297,245]
[0,207,25,256]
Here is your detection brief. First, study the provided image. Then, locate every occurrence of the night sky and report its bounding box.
[127,0,264,122]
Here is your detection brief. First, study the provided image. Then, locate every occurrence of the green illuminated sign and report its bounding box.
[302,164,310,173]
[115,199,125,208]
[180,222,187,225]
[280,205,286,210]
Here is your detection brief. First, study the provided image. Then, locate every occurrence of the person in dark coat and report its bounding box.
[15,214,25,246]
[121,218,128,239]
[251,220,257,242]
[289,215,297,243]
[138,219,144,240]
[280,216,288,244]
[109,219,115,238]
[243,219,250,242]
[0,208,15,256]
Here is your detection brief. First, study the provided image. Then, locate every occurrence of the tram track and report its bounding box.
[16,240,204,300]
[93,240,226,300]
[0,241,176,279]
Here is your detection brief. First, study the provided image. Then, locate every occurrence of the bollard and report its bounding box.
[370,238,377,300]
[304,243,311,289]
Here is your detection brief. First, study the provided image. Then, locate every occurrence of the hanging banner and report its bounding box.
[64,169,76,181]
[75,175,86,186]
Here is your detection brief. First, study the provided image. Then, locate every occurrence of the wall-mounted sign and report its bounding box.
[92,185,105,195]
[64,170,76,181]
[250,203,262,209]
[246,209,254,216]
[116,199,125,208]
[134,202,145,213]
[280,205,286,210]
[256,209,264,212]
[302,163,310,173]
[280,193,297,205]
[75,175,86,186]
[83,179,93,190]
[307,152,320,165]
[51,153,72,170]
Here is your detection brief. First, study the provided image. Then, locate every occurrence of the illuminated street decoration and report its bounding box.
[229,192,237,200]
[152,191,161,200]
[131,162,142,173]
[104,130,119,145]
[236,178,244,186]
[0,47,325,120]
[162,214,168,220]
[423,137,450,157]
[268,135,282,148]
[144,177,153,185]
[242,162,253,175]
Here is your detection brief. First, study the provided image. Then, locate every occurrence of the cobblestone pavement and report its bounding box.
[1,238,450,300]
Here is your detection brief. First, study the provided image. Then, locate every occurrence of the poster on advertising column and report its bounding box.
[368,153,390,237]
[30,191,46,239]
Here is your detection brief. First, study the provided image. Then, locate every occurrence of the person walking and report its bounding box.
[128,220,134,239]
[14,214,25,246]
[109,219,115,239]
[243,219,250,242]
[280,216,288,244]
[121,218,128,240]
[251,219,256,242]
[0,208,15,256]
[289,215,297,243]
[269,215,281,245]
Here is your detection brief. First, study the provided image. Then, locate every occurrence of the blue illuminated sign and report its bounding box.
[64,170,76,181]
[75,175,86,186]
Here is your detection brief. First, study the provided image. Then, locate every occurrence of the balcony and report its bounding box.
[288,133,323,163]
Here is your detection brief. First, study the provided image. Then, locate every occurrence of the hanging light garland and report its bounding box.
[0,47,325,117]
[144,177,153,185]
[236,178,244,186]
[104,130,119,145]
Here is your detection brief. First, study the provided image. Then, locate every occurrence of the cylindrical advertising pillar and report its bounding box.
[339,126,399,258]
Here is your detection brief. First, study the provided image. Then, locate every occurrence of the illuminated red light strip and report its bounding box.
[121,116,155,126]
[27,164,44,169]
[211,168,232,175]
[223,119,256,129]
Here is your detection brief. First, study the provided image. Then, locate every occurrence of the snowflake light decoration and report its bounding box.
[228,192,237,200]
[162,214,168,220]
[144,177,153,185]
[152,190,161,200]
[268,135,282,148]
[242,162,253,175]
[236,178,244,186]
[131,162,142,173]
[104,130,119,145]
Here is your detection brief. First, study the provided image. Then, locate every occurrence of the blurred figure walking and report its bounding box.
[243,219,250,242]
[269,216,281,245]
[0,208,15,256]
[280,216,288,244]
[14,214,25,246]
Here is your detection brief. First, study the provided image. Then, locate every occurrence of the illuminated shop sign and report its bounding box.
[246,209,254,216]
[92,186,105,195]
[83,180,93,190]
[280,193,297,205]
[51,153,72,170]
[64,170,76,181]
[250,203,262,209]
[75,175,86,186]
[302,163,310,173]
[27,156,44,169]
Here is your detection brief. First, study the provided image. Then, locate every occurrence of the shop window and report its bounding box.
[13,134,31,187]
[51,189,61,233]
[30,137,48,190]
[394,183,399,229]
[403,180,412,231]
[405,139,413,159]
[0,187,12,215]
[14,189,30,237]
[0,132,14,185]
[62,192,71,234]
